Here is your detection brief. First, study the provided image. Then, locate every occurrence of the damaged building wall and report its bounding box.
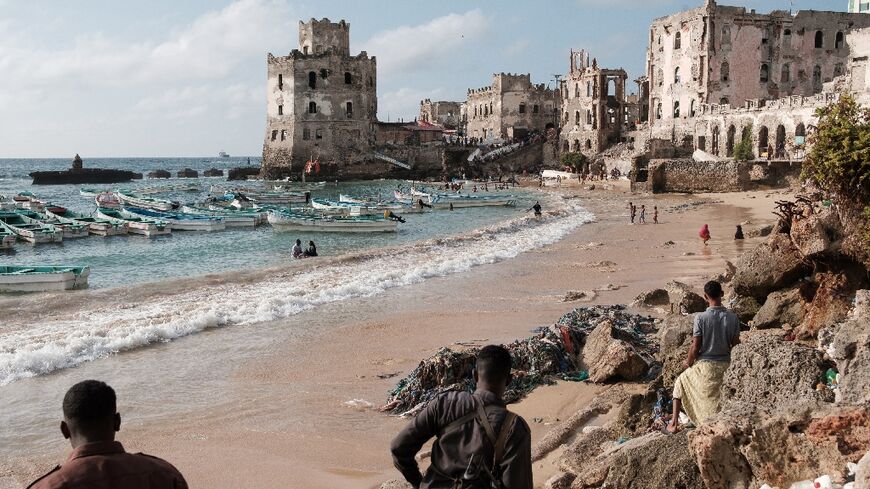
[419,99,462,128]
[465,73,558,142]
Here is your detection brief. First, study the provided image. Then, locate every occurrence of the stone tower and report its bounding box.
[262,18,377,179]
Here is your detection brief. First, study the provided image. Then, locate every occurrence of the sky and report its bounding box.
[0,0,848,158]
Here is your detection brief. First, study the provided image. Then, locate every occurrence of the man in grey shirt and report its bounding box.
[667,281,740,432]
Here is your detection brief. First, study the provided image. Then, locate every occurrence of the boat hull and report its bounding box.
[267,211,397,233]
[0,235,15,249]
[0,266,90,292]
[430,198,516,209]
[97,209,170,237]
[181,206,259,227]
[124,208,225,232]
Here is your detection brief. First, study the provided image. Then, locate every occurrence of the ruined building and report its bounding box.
[419,99,462,129]
[262,19,377,178]
[559,49,629,157]
[849,0,870,14]
[464,73,558,142]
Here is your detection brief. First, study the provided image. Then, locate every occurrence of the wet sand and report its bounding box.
[0,182,789,489]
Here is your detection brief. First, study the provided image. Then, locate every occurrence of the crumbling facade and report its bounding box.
[559,50,629,157]
[262,19,378,178]
[419,99,462,129]
[465,73,558,142]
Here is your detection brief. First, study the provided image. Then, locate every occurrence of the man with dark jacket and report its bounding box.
[390,345,532,488]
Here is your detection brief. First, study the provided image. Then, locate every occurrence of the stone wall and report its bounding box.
[648,159,749,193]
[465,73,557,142]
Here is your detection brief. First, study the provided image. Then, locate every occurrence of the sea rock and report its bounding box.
[856,451,870,489]
[601,431,705,489]
[656,315,694,386]
[177,168,199,178]
[665,281,707,314]
[563,290,596,302]
[379,479,413,489]
[613,388,658,437]
[544,472,575,489]
[751,287,804,329]
[584,321,650,383]
[795,271,858,341]
[634,288,670,307]
[147,169,171,179]
[720,334,833,410]
[732,233,810,300]
[820,290,870,405]
[559,425,617,485]
[203,168,224,177]
[729,295,760,324]
[791,213,831,258]
[228,166,260,181]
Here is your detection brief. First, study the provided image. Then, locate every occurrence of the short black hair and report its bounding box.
[704,280,724,299]
[476,345,513,382]
[63,380,117,424]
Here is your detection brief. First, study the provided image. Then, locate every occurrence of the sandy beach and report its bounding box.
[0,181,789,489]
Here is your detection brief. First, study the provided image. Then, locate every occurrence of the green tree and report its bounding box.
[561,152,588,172]
[733,124,755,161]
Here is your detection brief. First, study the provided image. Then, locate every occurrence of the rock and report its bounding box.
[634,288,670,307]
[751,287,805,329]
[821,290,870,405]
[559,425,617,486]
[656,315,694,386]
[147,169,171,179]
[720,334,833,410]
[177,168,199,178]
[791,214,831,258]
[746,223,773,238]
[732,233,811,300]
[203,168,224,177]
[805,408,870,461]
[544,472,575,489]
[584,321,650,383]
[795,271,859,341]
[563,290,597,302]
[602,431,705,489]
[729,295,760,323]
[856,451,870,489]
[227,166,260,181]
[665,281,707,314]
[379,480,413,489]
[613,388,658,437]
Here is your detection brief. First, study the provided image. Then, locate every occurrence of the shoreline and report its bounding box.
[0,182,790,488]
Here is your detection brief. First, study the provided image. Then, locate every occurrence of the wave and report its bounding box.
[0,200,595,386]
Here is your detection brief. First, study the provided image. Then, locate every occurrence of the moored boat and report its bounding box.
[45,206,128,236]
[12,192,46,212]
[95,192,122,209]
[123,207,226,232]
[16,209,90,239]
[0,266,90,292]
[267,209,398,233]
[117,190,179,211]
[181,205,261,227]
[97,208,171,237]
[0,222,17,249]
[428,194,517,209]
[0,212,62,243]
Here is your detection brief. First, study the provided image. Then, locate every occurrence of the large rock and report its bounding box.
[730,295,760,323]
[820,290,870,405]
[795,271,859,341]
[559,425,617,485]
[665,281,707,314]
[613,388,658,438]
[732,233,811,300]
[751,287,805,329]
[791,213,832,258]
[600,431,705,489]
[584,321,650,383]
[177,168,199,178]
[857,451,870,489]
[634,288,670,307]
[720,334,833,410]
[147,169,171,179]
[656,315,694,387]
[379,480,413,489]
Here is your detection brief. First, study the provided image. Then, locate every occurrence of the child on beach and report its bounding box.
[639,205,646,223]
[629,202,635,224]
[699,224,711,245]
[653,206,659,224]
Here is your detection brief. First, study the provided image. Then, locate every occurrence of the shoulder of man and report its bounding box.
[132,452,186,479]
[26,465,61,489]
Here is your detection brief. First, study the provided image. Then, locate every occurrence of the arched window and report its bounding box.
[587,81,592,97]
[720,97,729,105]
[562,140,569,152]
[674,67,681,84]
[655,102,662,120]
[344,72,352,84]
[781,63,791,83]
[585,139,592,149]
[308,101,317,114]
[711,126,720,156]
[586,110,592,124]
[690,99,696,117]
[784,28,791,37]
[673,101,680,118]
[575,111,581,124]
[308,71,317,89]
[795,123,806,146]
[813,65,822,86]
[657,68,664,87]
[775,125,786,158]
[815,30,824,49]
[572,139,580,151]
[835,32,844,49]
[758,126,769,156]
[533,104,539,114]
[346,102,353,118]
[760,64,769,83]
[575,83,580,98]
[674,31,681,50]
[726,125,736,157]
[721,61,729,82]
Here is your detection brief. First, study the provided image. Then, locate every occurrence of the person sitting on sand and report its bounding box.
[528,201,542,217]
[304,240,317,257]
[699,224,711,245]
[391,345,532,489]
[667,281,740,433]
[734,225,744,240]
[292,239,304,258]
[27,380,187,489]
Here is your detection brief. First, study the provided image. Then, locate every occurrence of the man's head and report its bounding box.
[473,345,513,396]
[295,239,301,245]
[60,380,120,448]
[703,280,724,305]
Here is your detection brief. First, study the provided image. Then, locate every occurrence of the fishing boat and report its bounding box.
[16,209,90,239]
[95,192,122,209]
[0,266,90,292]
[267,209,398,233]
[123,207,226,232]
[0,222,16,249]
[181,205,261,227]
[117,190,179,211]
[45,206,128,236]
[97,208,171,237]
[12,192,46,212]
[428,194,517,209]
[134,183,200,195]
[0,195,16,211]
[318,197,426,216]
[269,181,327,191]
[210,186,310,205]
[80,188,102,198]
[0,212,62,243]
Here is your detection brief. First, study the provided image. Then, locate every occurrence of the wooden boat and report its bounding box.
[95,192,122,209]
[0,195,16,211]
[45,206,128,236]
[97,208,171,237]
[315,198,426,216]
[0,221,17,249]
[428,194,517,209]
[0,212,62,243]
[267,209,398,233]
[210,186,310,204]
[181,205,260,227]
[117,190,179,211]
[0,266,90,292]
[134,183,200,195]
[12,192,46,212]
[80,188,101,198]
[16,209,90,239]
[123,207,226,232]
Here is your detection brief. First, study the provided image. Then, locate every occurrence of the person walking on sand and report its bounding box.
[653,206,659,224]
[391,345,533,489]
[630,203,636,224]
[699,224,711,245]
[27,380,188,489]
[639,205,646,224]
[667,282,739,433]
[734,225,744,240]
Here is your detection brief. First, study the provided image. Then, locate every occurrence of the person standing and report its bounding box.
[528,201,542,217]
[653,206,659,224]
[667,282,740,432]
[639,205,646,224]
[390,345,533,489]
[630,203,636,224]
[699,224,711,245]
[27,380,188,489]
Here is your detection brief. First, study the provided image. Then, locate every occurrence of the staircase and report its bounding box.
[371,152,411,170]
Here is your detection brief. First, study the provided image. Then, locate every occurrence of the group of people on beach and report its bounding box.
[292,239,317,258]
[628,202,658,224]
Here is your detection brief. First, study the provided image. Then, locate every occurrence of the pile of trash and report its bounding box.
[380,306,657,417]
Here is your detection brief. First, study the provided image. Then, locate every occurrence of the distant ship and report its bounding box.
[219,151,230,158]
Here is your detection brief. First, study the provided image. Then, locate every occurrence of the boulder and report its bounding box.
[857,451,870,489]
[634,288,670,307]
[177,168,199,178]
[379,480,413,489]
[720,334,833,410]
[602,431,705,489]
[559,425,617,485]
[613,388,658,437]
[790,213,831,257]
[227,166,260,181]
[147,169,171,179]
[729,295,760,323]
[665,281,707,314]
[820,290,870,405]
[805,408,870,461]
[732,233,810,300]
[751,287,805,329]
[583,321,650,383]
[203,168,224,177]
[795,271,859,341]
[656,315,694,386]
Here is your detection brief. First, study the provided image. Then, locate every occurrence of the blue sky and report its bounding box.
[0,0,847,157]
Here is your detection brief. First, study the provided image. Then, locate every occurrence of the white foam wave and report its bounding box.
[0,201,595,385]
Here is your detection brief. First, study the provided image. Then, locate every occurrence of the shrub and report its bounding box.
[733,124,755,161]
[561,152,588,172]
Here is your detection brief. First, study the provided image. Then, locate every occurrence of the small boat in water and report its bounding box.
[0,222,17,249]
[117,190,179,211]
[0,212,62,243]
[46,206,128,236]
[210,186,310,205]
[0,265,90,292]
[428,194,517,208]
[98,208,171,237]
[267,209,398,233]
[15,209,90,239]
[95,192,122,209]
[12,192,46,212]
[181,205,261,227]
[124,207,226,232]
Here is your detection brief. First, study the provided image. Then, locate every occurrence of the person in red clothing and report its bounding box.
[699,224,711,245]
[27,380,187,489]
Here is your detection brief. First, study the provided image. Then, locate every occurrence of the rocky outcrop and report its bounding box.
[720,334,833,409]
[177,168,199,178]
[613,388,658,438]
[791,213,832,258]
[633,288,670,307]
[203,168,224,177]
[147,169,171,178]
[656,315,693,386]
[584,321,650,383]
[665,281,707,314]
[730,295,760,323]
[228,167,260,181]
[795,271,858,340]
[601,431,705,489]
[751,287,804,329]
[820,290,870,405]
[732,233,810,300]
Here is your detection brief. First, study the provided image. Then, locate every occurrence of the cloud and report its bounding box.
[574,0,680,8]
[378,87,449,122]
[503,39,531,57]
[362,10,489,76]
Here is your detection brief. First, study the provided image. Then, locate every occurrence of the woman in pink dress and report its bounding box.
[699,224,711,245]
